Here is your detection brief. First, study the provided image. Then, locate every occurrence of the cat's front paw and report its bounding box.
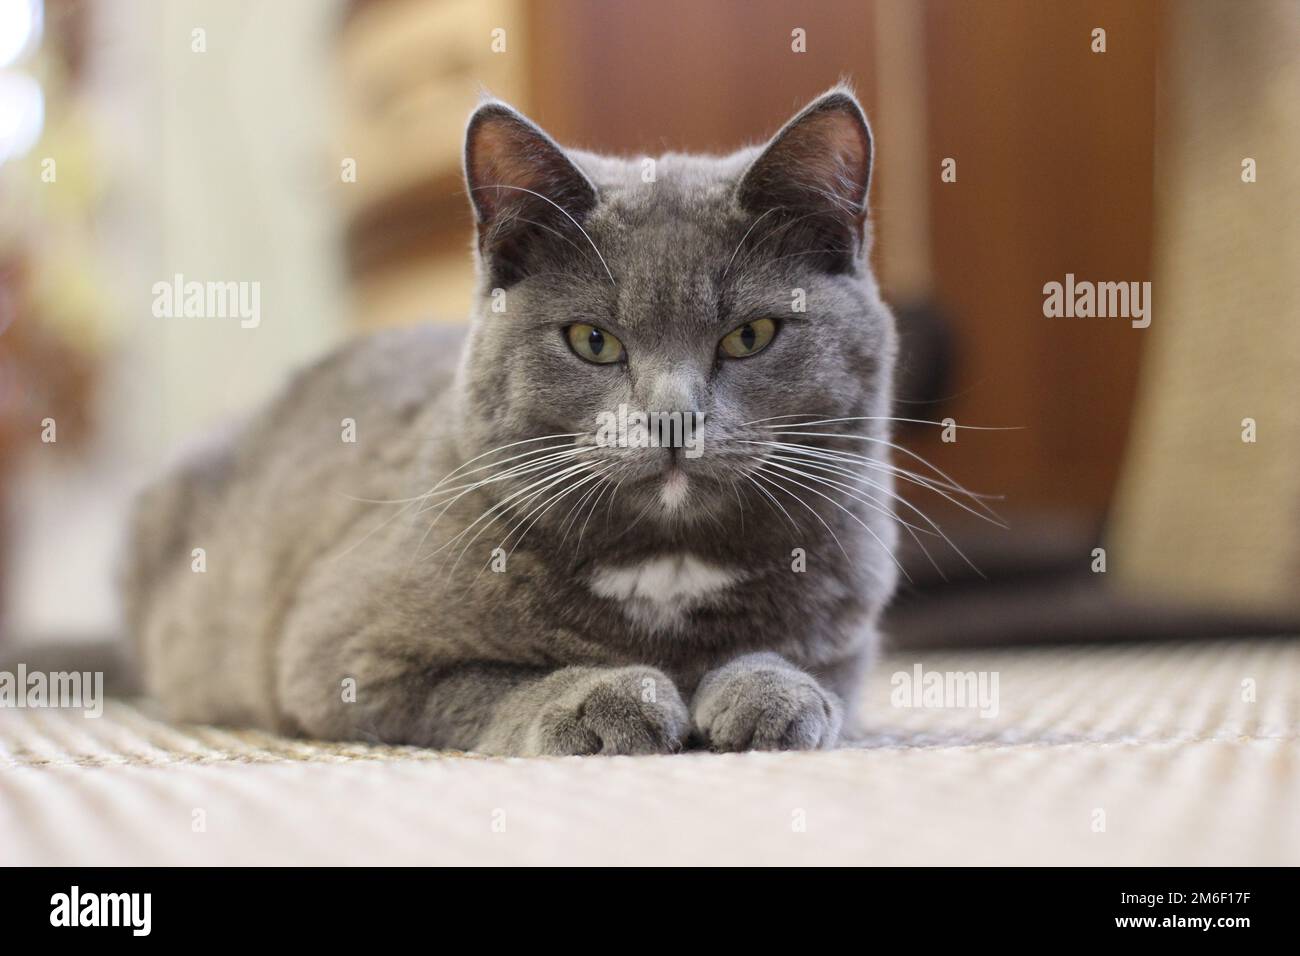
[692,654,842,752]
[527,666,689,756]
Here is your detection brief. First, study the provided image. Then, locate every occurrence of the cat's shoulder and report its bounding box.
[316,322,466,382]
[287,322,467,409]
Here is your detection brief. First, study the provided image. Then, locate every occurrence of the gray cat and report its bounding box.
[123,87,902,756]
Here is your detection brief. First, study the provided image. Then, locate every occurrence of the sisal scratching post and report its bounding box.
[1109,1,1300,614]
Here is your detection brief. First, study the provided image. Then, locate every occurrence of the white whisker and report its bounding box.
[749,468,857,571]
[763,453,983,579]
[491,465,610,570]
[753,431,1006,523]
[759,456,935,536]
[422,459,594,572]
[743,472,801,536]
[403,448,597,568]
[752,464,910,584]
[766,416,1022,432]
[722,207,781,277]
[425,433,584,497]
[742,440,1003,526]
[470,184,616,284]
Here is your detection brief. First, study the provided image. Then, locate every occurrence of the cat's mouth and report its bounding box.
[596,440,750,522]
[608,449,699,514]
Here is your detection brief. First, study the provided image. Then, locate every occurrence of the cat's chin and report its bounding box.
[615,463,713,527]
[658,468,690,512]
[639,466,743,532]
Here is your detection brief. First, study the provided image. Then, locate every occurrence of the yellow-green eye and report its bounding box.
[566,324,625,364]
[718,318,777,359]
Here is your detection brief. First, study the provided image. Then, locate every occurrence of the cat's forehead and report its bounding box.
[570,151,761,276]
[572,149,756,225]
[551,153,750,329]
[542,150,801,334]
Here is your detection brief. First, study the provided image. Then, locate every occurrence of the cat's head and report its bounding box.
[457,87,896,544]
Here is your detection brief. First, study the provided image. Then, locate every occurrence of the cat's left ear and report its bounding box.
[736,88,873,269]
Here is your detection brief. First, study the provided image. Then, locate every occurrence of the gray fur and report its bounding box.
[124,87,899,755]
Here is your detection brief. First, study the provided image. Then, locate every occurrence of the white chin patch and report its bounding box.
[659,470,689,511]
[590,554,742,632]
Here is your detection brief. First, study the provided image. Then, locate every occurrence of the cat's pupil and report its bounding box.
[740,325,757,351]
[589,328,605,355]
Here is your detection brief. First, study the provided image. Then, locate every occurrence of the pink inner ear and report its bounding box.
[788,110,871,211]
[739,98,873,221]
[474,122,534,189]
[469,119,541,220]
[467,110,594,227]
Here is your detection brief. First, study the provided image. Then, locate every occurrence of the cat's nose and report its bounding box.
[641,369,706,417]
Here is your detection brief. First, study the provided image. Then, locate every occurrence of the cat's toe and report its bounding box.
[531,667,689,756]
[694,666,841,752]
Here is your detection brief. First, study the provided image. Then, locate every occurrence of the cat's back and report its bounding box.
[125,323,467,723]
[278,321,468,430]
[130,320,466,554]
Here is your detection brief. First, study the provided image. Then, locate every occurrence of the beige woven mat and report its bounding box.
[2,639,1297,865]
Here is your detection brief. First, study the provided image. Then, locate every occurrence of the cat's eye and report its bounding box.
[718,318,778,359]
[565,323,625,365]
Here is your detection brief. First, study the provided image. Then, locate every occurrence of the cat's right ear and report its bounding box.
[464,101,598,284]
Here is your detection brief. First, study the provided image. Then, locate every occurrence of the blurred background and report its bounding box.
[1,0,1296,649]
